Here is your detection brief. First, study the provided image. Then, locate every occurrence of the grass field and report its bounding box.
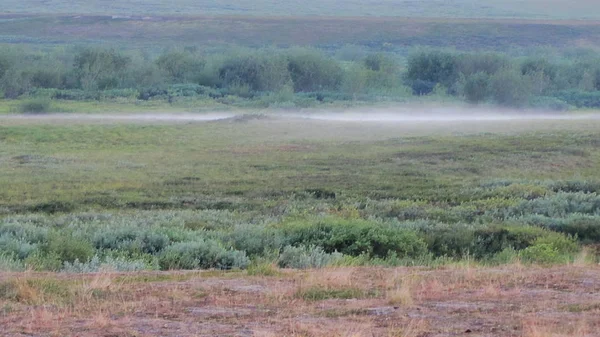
[2,113,599,211]
[1,110,600,335]
[2,1,600,334]
[3,0,600,19]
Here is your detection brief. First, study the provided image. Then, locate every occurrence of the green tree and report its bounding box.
[219,52,290,92]
[490,69,532,107]
[73,48,130,90]
[287,48,343,92]
[463,72,490,103]
[156,51,205,83]
[406,50,459,94]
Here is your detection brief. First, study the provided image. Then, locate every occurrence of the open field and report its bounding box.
[2,112,600,211]
[3,0,600,19]
[3,1,600,335]
[2,14,600,50]
[1,265,600,336]
[2,111,600,334]
[1,112,600,272]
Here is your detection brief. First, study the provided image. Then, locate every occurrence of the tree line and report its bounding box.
[2,46,600,109]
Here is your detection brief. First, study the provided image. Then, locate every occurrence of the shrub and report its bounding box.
[284,218,427,259]
[222,225,285,257]
[24,251,62,271]
[158,240,248,270]
[277,245,343,269]
[519,243,566,265]
[156,51,205,83]
[532,234,578,254]
[552,90,600,108]
[0,254,24,272]
[463,72,490,103]
[218,52,291,92]
[489,69,532,107]
[421,227,475,258]
[406,50,459,90]
[0,237,38,260]
[45,232,94,264]
[92,227,170,255]
[287,49,343,92]
[487,247,519,265]
[510,192,600,218]
[458,52,509,77]
[472,226,548,258]
[62,255,153,273]
[18,98,52,114]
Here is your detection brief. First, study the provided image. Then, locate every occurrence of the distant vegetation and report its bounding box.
[2,46,600,110]
[2,0,600,19]
[1,119,599,271]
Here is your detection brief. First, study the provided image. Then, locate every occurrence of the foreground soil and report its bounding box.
[1,264,599,336]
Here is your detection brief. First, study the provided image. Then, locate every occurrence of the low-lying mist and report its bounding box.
[3,106,600,124]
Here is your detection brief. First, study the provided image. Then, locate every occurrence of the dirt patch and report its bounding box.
[1,266,599,336]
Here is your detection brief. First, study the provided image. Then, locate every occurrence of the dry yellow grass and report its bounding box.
[1,265,599,336]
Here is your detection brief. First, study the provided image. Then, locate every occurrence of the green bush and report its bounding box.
[45,233,95,264]
[519,243,566,265]
[62,255,154,273]
[277,245,343,269]
[221,225,284,257]
[218,52,291,92]
[472,226,547,258]
[284,218,427,258]
[18,98,52,114]
[421,227,475,258]
[0,254,24,272]
[406,50,459,91]
[158,240,249,270]
[489,69,532,107]
[552,90,600,108]
[463,72,490,103]
[287,49,343,92]
[458,52,509,77]
[156,51,205,83]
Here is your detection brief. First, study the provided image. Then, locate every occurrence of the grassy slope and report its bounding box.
[1,116,598,212]
[2,14,600,50]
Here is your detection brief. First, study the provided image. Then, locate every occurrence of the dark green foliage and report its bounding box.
[73,48,130,90]
[287,49,343,92]
[421,227,475,258]
[553,90,600,108]
[18,98,52,114]
[156,51,205,83]
[489,69,532,107]
[218,52,290,92]
[458,53,509,77]
[406,50,458,94]
[284,219,427,258]
[221,225,284,257]
[2,46,600,109]
[463,72,490,103]
[520,215,600,243]
[92,227,170,255]
[27,201,74,213]
[30,69,63,89]
[44,232,94,264]
[158,240,249,270]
